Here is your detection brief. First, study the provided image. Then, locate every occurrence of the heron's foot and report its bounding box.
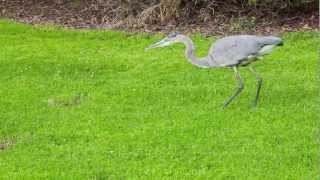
[251,97,260,108]
[222,103,228,110]
[222,99,233,109]
[221,105,228,110]
[252,101,258,108]
[252,99,258,108]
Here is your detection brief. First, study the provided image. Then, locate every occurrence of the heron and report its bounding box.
[146,32,283,108]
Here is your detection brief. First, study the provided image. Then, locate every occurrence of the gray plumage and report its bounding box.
[209,35,282,67]
[146,33,283,108]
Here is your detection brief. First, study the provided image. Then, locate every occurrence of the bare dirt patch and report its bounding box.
[47,93,88,107]
[0,140,13,151]
[0,143,9,150]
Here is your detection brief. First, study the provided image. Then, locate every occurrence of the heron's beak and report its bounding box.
[145,39,171,51]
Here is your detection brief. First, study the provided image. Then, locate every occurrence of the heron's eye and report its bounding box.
[168,32,179,38]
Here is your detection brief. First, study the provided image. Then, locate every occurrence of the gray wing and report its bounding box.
[208,35,282,67]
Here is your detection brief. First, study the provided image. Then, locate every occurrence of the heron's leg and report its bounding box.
[248,66,263,107]
[223,66,244,108]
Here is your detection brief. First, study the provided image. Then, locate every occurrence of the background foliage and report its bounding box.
[19,0,316,24]
[1,0,317,33]
[69,0,316,23]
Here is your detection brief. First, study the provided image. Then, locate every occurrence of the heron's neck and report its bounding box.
[181,36,213,68]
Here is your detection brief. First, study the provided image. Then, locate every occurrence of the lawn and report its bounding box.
[0,20,318,179]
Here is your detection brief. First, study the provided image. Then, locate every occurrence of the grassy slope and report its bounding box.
[0,20,318,179]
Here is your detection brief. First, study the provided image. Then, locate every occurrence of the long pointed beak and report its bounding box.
[145,39,170,51]
[145,41,162,51]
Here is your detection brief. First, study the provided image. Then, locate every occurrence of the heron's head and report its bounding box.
[145,32,182,51]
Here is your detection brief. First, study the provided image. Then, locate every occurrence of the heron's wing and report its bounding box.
[209,35,282,67]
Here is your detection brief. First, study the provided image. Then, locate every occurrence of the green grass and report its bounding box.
[0,20,318,179]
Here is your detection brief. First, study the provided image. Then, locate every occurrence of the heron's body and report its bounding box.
[146,33,283,108]
[209,35,282,67]
[180,35,283,68]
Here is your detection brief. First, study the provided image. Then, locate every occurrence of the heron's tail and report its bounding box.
[261,36,283,46]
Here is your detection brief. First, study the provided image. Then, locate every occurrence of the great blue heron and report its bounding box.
[146,32,283,108]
